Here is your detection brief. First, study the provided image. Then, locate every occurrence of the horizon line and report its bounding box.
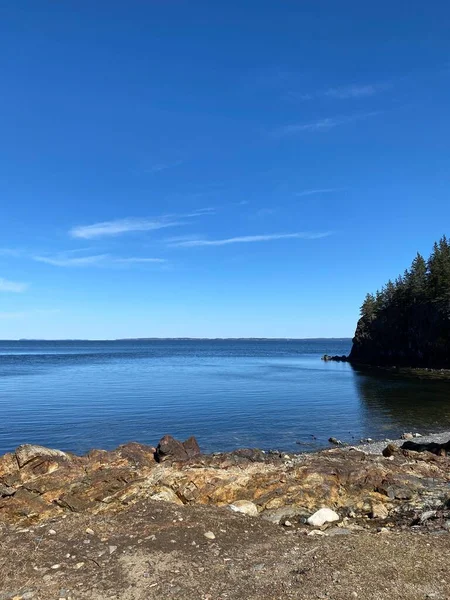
[1,336,353,342]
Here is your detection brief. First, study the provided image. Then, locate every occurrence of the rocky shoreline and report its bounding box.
[1,435,450,599]
[323,354,450,379]
[1,434,449,529]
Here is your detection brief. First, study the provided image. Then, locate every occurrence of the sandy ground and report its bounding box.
[1,499,450,600]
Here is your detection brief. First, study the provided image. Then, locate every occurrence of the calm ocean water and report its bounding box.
[1,339,450,456]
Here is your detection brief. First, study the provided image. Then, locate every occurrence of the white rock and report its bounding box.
[48,529,56,535]
[85,528,95,535]
[51,564,60,569]
[307,508,339,527]
[228,500,258,517]
[284,520,293,527]
[204,531,216,540]
[109,545,117,554]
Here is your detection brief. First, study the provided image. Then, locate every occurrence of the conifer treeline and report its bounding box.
[349,236,450,367]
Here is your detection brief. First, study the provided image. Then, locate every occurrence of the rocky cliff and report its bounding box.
[348,303,450,367]
[347,237,450,368]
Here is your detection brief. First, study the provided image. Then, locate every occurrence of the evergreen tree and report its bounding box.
[406,253,427,302]
[428,237,450,310]
[360,293,376,319]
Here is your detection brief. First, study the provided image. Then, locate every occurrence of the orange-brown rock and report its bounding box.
[1,440,449,526]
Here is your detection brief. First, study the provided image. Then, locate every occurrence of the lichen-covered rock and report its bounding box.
[229,500,259,516]
[370,502,389,519]
[150,487,184,505]
[15,444,71,468]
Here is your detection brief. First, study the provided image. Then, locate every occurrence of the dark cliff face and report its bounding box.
[349,303,450,368]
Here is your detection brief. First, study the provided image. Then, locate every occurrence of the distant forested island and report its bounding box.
[348,236,450,368]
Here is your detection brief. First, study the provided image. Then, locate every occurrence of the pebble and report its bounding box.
[284,520,293,527]
[204,531,216,540]
[51,564,60,569]
[377,527,390,534]
[85,528,95,536]
[48,529,56,535]
[109,545,118,554]
[75,562,85,570]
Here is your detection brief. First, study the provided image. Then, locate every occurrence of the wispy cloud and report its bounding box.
[70,218,183,239]
[289,82,389,102]
[295,188,342,197]
[70,209,214,239]
[145,160,183,174]
[113,257,166,264]
[33,254,166,267]
[0,277,28,292]
[324,84,385,99]
[274,112,380,136]
[169,232,332,247]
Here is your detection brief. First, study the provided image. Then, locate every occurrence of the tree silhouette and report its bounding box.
[352,237,450,368]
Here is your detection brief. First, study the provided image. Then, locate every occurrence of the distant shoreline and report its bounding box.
[1,337,353,342]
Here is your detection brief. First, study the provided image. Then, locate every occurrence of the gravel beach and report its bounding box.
[348,431,450,455]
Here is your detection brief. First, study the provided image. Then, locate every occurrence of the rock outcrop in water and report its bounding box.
[347,236,450,368]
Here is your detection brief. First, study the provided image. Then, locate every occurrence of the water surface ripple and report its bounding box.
[1,339,449,455]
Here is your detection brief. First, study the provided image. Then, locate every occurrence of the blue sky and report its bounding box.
[1,1,450,339]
